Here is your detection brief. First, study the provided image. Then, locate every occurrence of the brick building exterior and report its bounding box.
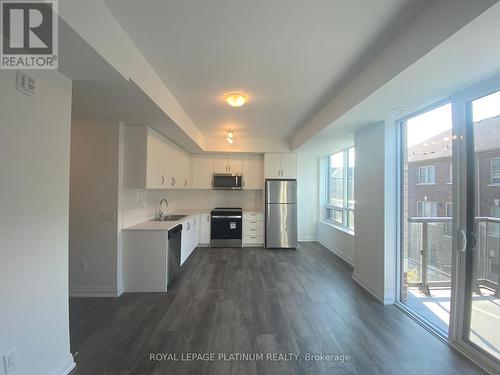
[405,116,500,284]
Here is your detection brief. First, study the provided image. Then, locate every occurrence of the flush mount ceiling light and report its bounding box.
[226,129,234,144]
[225,92,247,107]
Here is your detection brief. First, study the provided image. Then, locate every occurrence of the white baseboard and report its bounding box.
[69,286,121,297]
[50,352,75,375]
[318,239,353,266]
[352,273,393,305]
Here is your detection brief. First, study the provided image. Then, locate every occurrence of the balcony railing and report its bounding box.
[404,216,500,298]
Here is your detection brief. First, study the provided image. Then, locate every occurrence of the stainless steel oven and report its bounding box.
[210,208,242,248]
[212,174,242,190]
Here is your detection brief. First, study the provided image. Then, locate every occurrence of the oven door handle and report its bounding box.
[211,215,242,219]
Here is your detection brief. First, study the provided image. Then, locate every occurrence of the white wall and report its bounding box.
[297,154,318,241]
[69,120,122,297]
[0,70,74,374]
[318,222,354,264]
[316,156,354,263]
[352,122,388,303]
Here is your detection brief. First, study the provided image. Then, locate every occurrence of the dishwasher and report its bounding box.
[167,224,182,285]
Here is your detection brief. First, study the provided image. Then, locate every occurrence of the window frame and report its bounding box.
[417,165,436,185]
[490,157,500,185]
[326,147,355,233]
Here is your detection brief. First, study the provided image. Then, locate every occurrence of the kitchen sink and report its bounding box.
[153,215,188,222]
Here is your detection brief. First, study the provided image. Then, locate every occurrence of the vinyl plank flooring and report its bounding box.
[69,243,485,375]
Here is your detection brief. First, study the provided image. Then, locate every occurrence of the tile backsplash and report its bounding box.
[122,188,264,228]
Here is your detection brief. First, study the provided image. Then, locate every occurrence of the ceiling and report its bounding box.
[296,1,500,154]
[103,0,416,149]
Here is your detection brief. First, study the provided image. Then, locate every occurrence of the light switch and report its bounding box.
[79,260,88,271]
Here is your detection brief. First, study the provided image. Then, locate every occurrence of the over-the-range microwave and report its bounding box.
[212,174,243,190]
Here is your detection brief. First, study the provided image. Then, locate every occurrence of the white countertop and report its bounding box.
[123,211,199,231]
[124,209,264,231]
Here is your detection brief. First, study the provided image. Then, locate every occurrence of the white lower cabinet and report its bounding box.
[181,215,200,265]
[199,213,211,245]
[123,230,169,292]
[242,211,264,247]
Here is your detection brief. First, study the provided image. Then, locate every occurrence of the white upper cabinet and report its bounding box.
[191,154,213,189]
[264,153,281,179]
[228,156,243,174]
[280,154,297,179]
[163,140,177,188]
[163,137,191,189]
[146,128,168,188]
[212,154,229,173]
[124,126,167,189]
[179,150,192,188]
[212,154,243,174]
[124,126,192,189]
[242,155,264,189]
[264,153,297,179]
[125,128,265,190]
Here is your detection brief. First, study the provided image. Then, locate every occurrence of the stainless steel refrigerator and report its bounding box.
[265,179,297,248]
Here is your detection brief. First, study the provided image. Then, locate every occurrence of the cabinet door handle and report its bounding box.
[161,176,165,185]
[207,215,210,222]
[184,179,187,187]
[171,177,175,186]
[187,222,190,231]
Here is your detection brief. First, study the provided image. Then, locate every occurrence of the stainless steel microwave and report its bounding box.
[212,174,243,190]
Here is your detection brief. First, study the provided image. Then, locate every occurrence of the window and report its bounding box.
[326,147,355,231]
[416,201,437,217]
[417,165,436,184]
[491,158,500,184]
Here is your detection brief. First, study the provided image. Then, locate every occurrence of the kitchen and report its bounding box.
[69,123,307,296]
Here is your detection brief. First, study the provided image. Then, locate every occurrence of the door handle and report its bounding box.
[469,231,477,250]
[459,229,467,252]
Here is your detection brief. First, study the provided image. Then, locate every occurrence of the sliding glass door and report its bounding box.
[400,103,454,335]
[399,86,500,373]
[459,89,500,365]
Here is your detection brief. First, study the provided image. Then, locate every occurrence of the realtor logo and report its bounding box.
[1,0,58,69]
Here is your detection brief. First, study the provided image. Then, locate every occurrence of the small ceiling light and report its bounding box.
[226,93,247,107]
[226,129,234,144]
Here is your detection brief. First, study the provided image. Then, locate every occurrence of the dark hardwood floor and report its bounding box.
[69,242,484,375]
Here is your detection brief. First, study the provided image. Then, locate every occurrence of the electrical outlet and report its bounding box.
[79,259,88,271]
[3,348,16,374]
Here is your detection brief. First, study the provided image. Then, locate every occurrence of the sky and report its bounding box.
[406,90,500,148]
[406,103,452,148]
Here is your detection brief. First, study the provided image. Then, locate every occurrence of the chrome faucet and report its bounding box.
[159,199,169,219]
